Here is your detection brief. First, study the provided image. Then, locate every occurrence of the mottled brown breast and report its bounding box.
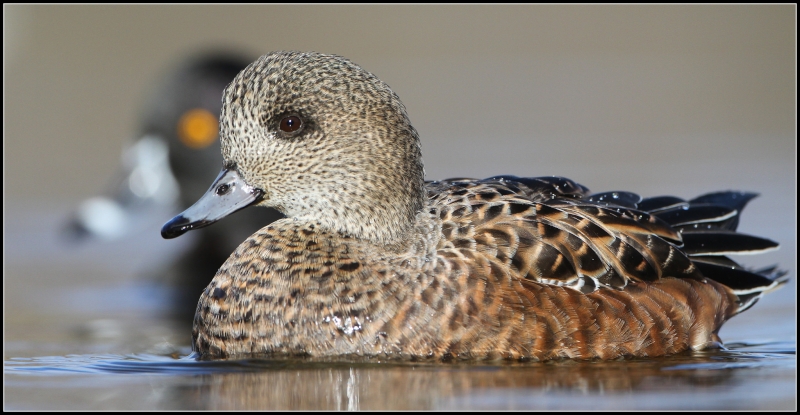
[193,221,385,357]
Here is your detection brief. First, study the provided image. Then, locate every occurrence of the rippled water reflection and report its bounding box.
[5,342,795,410]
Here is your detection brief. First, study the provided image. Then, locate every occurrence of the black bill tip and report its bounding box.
[161,215,213,239]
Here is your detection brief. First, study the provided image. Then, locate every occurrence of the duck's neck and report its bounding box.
[288,146,426,249]
[302,171,426,249]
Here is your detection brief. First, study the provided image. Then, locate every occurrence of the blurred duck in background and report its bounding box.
[64,52,284,319]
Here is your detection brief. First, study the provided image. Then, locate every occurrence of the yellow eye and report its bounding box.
[177,108,218,149]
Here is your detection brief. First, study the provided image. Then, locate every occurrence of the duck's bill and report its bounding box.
[161,167,263,239]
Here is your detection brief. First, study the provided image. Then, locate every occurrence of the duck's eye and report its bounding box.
[279,115,303,133]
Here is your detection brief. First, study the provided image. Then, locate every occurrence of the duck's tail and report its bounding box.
[638,191,788,315]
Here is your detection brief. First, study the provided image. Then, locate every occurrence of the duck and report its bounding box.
[64,52,284,319]
[161,51,787,361]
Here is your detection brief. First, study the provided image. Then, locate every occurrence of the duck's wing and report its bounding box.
[431,176,783,301]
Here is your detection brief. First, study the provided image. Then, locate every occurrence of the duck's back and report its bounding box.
[192,176,784,360]
[421,176,783,360]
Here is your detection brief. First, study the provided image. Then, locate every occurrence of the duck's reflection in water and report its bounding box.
[162,352,778,410]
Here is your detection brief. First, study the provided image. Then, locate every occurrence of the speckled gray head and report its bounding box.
[162,51,426,244]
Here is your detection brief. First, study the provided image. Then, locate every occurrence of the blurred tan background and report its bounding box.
[4,5,795,346]
[5,5,795,197]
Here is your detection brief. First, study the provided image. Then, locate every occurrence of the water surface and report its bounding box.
[5,341,795,410]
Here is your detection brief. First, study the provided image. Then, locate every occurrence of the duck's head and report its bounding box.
[162,51,425,244]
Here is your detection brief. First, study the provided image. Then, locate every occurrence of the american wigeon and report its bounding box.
[162,51,786,360]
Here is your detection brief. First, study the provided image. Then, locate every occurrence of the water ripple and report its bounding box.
[5,340,795,377]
